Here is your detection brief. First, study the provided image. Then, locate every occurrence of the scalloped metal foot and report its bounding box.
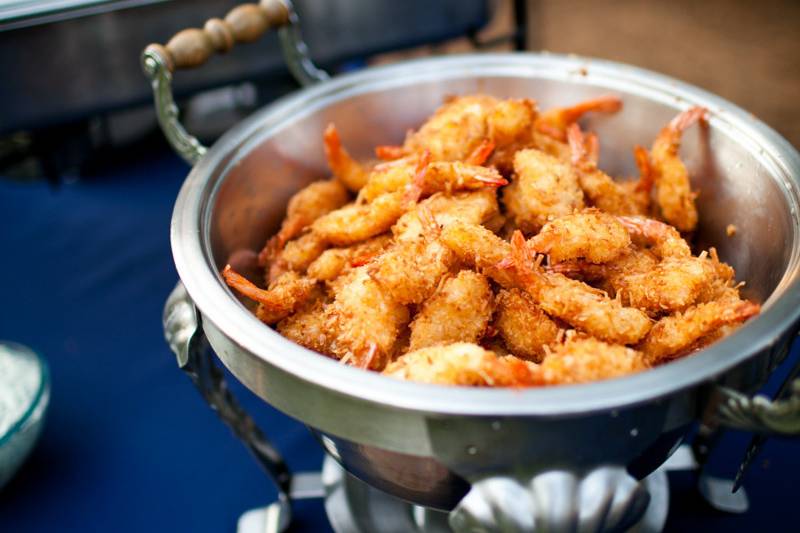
[449,467,650,533]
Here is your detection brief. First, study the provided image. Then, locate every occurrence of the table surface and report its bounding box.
[0,151,797,532]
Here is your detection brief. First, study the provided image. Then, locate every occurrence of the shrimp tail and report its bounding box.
[633,145,655,194]
[404,149,431,204]
[567,123,590,167]
[585,132,600,165]
[222,265,272,305]
[375,145,406,160]
[510,230,542,279]
[418,204,442,239]
[472,169,509,187]
[669,106,708,133]
[564,95,623,123]
[465,139,496,166]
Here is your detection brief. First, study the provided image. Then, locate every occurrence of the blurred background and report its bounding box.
[0,1,798,532]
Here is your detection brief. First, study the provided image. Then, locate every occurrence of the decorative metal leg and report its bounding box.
[449,467,650,533]
[164,282,312,533]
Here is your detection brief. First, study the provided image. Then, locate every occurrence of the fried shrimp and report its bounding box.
[638,296,760,365]
[537,337,647,385]
[326,266,410,370]
[439,221,517,288]
[382,343,539,386]
[393,189,499,241]
[567,125,648,216]
[233,93,760,388]
[258,179,349,267]
[401,94,500,161]
[503,148,585,234]
[306,234,392,281]
[535,95,622,141]
[650,107,708,232]
[223,266,318,325]
[494,288,559,362]
[276,297,331,354]
[268,231,328,282]
[368,225,454,305]
[312,191,412,246]
[323,124,371,192]
[612,256,719,316]
[408,271,493,351]
[528,210,631,264]
[616,216,691,259]
[485,98,538,171]
[357,151,430,203]
[412,161,508,197]
[510,231,652,344]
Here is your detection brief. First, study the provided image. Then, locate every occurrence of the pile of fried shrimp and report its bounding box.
[223,94,760,388]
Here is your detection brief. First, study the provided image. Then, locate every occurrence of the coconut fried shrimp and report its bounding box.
[538,337,647,385]
[613,256,719,316]
[257,180,348,267]
[696,248,737,302]
[393,190,499,242]
[503,149,584,234]
[531,131,572,161]
[465,139,496,166]
[369,210,454,304]
[553,246,660,296]
[408,271,493,351]
[650,107,707,232]
[267,231,328,282]
[223,266,318,324]
[616,216,691,259]
[638,296,760,365]
[400,95,499,161]
[494,289,559,362]
[326,266,410,370]
[536,95,622,141]
[312,191,411,247]
[382,343,539,387]
[234,94,762,387]
[567,125,647,216]
[486,98,538,171]
[323,124,371,192]
[528,210,631,264]
[306,234,392,281]
[357,151,430,203]
[277,297,332,355]
[412,161,507,198]
[440,221,518,288]
[510,231,651,344]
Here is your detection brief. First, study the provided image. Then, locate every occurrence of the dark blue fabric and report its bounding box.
[0,152,796,532]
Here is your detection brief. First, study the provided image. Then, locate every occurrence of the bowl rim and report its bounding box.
[171,52,800,416]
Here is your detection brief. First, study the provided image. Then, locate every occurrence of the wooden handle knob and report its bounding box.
[145,0,290,72]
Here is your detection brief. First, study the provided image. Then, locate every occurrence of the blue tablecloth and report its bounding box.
[0,151,797,532]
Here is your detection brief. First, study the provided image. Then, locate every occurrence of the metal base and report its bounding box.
[322,456,670,533]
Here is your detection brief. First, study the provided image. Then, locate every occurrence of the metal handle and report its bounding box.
[163,282,294,533]
[715,377,800,436]
[141,0,328,164]
[710,338,800,492]
[449,467,650,533]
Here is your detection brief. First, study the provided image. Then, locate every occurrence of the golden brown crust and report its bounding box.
[228,95,759,388]
[538,337,647,385]
[408,271,494,351]
[504,149,585,234]
[383,343,540,387]
[494,289,559,363]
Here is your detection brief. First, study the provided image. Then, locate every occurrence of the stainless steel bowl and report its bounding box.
[149,3,800,531]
